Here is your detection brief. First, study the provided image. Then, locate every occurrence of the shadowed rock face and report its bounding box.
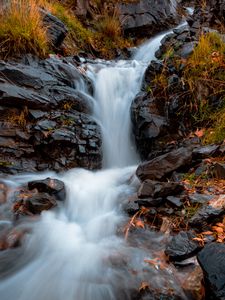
[119,0,180,38]
[198,243,225,300]
[0,56,102,175]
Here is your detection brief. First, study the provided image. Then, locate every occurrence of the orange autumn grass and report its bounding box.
[0,0,48,58]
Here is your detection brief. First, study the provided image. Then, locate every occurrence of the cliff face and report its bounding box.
[119,0,181,37]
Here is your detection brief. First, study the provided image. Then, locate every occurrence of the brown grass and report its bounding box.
[0,0,49,59]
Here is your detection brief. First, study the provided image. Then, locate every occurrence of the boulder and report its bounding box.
[198,242,225,300]
[119,0,180,38]
[13,190,57,216]
[138,180,184,199]
[28,178,66,201]
[165,231,202,261]
[190,195,225,227]
[136,147,192,181]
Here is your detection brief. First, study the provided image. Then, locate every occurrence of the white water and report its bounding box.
[0,25,187,300]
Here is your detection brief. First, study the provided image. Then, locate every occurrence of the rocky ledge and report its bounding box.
[0,55,102,175]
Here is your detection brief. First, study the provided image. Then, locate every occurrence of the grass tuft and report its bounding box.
[0,0,49,59]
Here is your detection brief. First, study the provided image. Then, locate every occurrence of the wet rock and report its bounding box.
[136,147,192,181]
[165,231,202,261]
[119,0,180,38]
[182,266,204,300]
[190,195,225,227]
[198,242,225,300]
[28,178,66,201]
[13,190,57,216]
[138,180,184,199]
[122,199,139,215]
[0,182,8,204]
[0,226,25,251]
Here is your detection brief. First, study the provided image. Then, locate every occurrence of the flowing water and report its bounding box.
[0,24,189,300]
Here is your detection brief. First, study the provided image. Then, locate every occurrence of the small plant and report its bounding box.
[9,107,29,129]
[0,0,48,58]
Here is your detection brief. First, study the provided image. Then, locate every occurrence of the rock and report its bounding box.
[136,197,163,207]
[136,147,192,181]
[0,56,102,175]
[166,196,183,208]
[122,199,139,215]
[182,266,204,300]
[138,180,184,199]
[119,0,180,38]
[131,91,168,159]
[198,242,225,300]
[13,190,57,216]
[188,193,214,204]
[0,226,25,251]
[193,145,220,159]
[190,195,225,227]
[0,182,8,204]
[165,231,202,261]
[28,178,66,201]
[212,163,225,180]
[41,9,68,48]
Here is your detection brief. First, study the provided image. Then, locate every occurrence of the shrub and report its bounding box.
[0,0,48,58]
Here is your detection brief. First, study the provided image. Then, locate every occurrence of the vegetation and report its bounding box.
[0,0,48,58]
[183,32,225,143]
[0,0,132,59]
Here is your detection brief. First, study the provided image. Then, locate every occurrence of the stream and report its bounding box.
[0,23,189,300]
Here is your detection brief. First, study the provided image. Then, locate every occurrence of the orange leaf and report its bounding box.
[135,219,145,229]
[195,128,205,138]
[202,231,214,235]
[212,226,224,233]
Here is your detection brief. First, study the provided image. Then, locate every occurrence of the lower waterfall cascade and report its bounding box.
[0,23,191,300]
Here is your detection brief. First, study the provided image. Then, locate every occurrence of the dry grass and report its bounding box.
[0,0,48,59]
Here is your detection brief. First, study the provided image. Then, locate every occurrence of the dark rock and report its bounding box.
[41,9,68,48]
[119,0,180,38]
[136,197,163,207]
[190,195,225,227]
[138,180,184,199]
[13,190,57,216]
[122,199,139,215]
[136,147,192,181]
[165,231,202,261]
[188,193,214,204]
[28,178,66,201]
[193,145,220,159]
[0,56,102,175]
[198,242,225,300]
[166,196,183,207]
[212,163,225,180]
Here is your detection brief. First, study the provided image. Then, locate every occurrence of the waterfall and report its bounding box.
[0,25,187,300]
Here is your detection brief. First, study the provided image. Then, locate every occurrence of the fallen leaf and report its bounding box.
[135,219,145,229]
[202,231,214,235]
[212,226,224,234]
[195,128,205,138]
